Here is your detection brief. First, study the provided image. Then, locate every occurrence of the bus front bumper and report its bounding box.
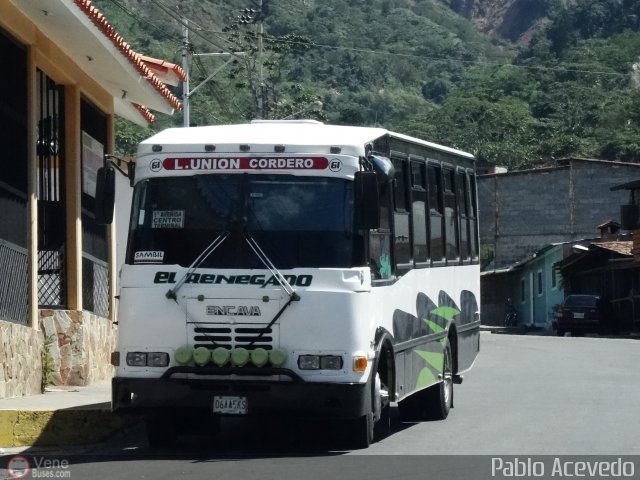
[112,371,369,419]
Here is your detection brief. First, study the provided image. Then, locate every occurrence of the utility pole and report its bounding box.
[182,18,190,127]
[257,0,264,119]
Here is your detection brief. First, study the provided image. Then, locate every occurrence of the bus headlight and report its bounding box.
[298,355,320,370]
[298,355,344,370]
[320,355,343,370]
[126,351,170,367]
[126,352,147,367]
[147,352,170,367]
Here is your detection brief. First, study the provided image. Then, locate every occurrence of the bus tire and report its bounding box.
[424,342,453,420]
[373,371,391,440]
[350,411,374,449]
[146,412,178,448]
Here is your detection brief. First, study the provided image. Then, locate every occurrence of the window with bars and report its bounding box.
[36,69,67,309]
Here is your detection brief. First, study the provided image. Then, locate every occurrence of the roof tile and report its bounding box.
[73,0,182,114]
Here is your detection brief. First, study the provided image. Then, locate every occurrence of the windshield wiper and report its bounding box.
[243,231,300,347]
[244,232,299,300]
[166,230,230,300]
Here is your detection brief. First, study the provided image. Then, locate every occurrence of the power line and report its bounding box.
[106,0,182,46]
[260,35,636,78]
[148,0,237,54]
[199,26,634,79]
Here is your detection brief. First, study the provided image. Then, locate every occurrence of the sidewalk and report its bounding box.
[0,381,137,448]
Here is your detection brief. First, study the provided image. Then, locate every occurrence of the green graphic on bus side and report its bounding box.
[430,306,461,322]
[414,307,460,388]
[392,290,476,390]
[379,254,392,278]
[414,349,445,388]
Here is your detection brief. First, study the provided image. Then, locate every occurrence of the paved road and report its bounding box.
[3,332,640,479]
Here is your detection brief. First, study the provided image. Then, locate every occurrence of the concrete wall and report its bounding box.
[479,159,640,269]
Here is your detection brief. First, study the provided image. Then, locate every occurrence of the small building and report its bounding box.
[481,242,580,327]
[478,158,640,270]
[558,241,637,332]
[0,0,184,398]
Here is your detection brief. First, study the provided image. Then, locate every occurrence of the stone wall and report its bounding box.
[39,310,117,387]
[0,320,44,399]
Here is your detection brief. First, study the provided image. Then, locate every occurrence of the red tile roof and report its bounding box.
[73,0,182,116]
[140,55,187,84]
[133,103,156,124]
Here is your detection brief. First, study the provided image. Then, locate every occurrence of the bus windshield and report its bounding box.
[126,174,358,269]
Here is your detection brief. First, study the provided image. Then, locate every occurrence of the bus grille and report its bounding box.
[190,324,278,351]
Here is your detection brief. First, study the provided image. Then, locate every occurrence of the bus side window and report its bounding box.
[469,172,479,260]
[392,158,412,272]
[411,161,428,266]
[370,179,393,280]
[443,167,460,262]
[427,164,445,264]
[457,169,471,261]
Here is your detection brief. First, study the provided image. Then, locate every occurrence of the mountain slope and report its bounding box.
[94,0,640,166]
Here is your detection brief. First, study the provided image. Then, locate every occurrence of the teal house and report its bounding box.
[481,242,583,327]
[514,245,566,327]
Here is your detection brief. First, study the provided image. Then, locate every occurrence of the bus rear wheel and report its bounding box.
[423,342,453,420]
[398,342,453,421]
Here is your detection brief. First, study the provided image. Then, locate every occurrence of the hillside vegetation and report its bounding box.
[94,0,640,168]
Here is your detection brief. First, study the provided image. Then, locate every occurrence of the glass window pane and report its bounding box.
[412,196,427,263]
[444,168,459,261]
[393,159,407,211]
[127,175,355,269]
[370,232,392,280]
[394,213,411,267]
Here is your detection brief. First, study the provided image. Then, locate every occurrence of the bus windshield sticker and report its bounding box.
[379,254,392,278]
[152,210,185,229]
[134,251,165,264]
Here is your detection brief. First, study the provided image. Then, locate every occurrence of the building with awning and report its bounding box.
[0,0,185,398]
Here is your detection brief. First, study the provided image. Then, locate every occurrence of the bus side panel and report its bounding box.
[456,324,480,374]
[394,337,448,401]
[370,265,479,400]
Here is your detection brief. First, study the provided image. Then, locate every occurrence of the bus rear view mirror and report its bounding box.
[95,166,116,225]
[354,171,380,230]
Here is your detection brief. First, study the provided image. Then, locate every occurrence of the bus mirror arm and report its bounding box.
[104,154,136,187]
[94,155,135,225]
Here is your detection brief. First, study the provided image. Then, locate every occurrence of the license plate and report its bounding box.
[213,396,248,415]
[573,313,584,319]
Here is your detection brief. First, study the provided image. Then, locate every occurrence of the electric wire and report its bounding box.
[106,0,183,46]
[104,0,634,80]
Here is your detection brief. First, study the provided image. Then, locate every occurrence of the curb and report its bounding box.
[0,409,139,447]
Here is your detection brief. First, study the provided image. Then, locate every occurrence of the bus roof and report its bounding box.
[139,121,474,160]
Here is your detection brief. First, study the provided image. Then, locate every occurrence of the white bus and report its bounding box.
[99,120,480,448]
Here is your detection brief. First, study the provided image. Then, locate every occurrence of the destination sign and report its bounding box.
[160,157,329,171]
